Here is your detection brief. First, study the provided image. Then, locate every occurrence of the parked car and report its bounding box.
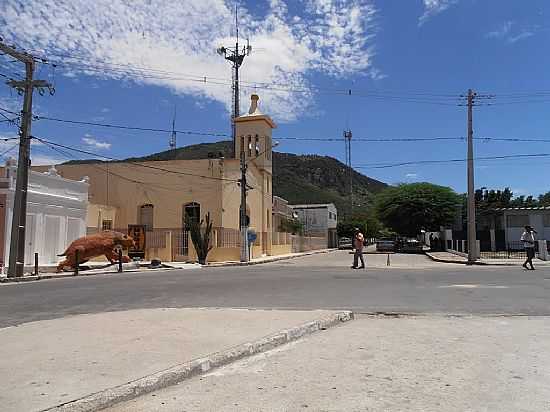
[376,238,396,252]
[399,239,423,253]
[338,237,353,249]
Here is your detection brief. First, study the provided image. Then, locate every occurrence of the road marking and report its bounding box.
[439,284,510,289]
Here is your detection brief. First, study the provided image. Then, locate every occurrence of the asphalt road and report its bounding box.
[1,251,550,327]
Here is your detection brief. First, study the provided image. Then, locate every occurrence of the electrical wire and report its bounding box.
[23,112,550,143]
[32,136,239,183]
[31,114,230,138]
[354,153,550,169]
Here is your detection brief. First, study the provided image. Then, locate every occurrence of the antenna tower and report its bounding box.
[169,106,177,157]
[216,4,252,158]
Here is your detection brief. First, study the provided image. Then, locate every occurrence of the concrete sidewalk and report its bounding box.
[426,251,550,267]
[207,248,335,267]
[109,315,550,412]
[0,308,350,412]
[0,261,200,284]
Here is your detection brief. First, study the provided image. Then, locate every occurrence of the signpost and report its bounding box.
[247,230,257,260]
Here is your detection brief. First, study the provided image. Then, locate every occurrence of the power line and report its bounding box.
[21,112,550,143]
[32,114,230,138]
[354,153,550,169]
[32,135,239,182]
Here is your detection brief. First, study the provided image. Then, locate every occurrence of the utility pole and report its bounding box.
[344,129,353,216]
[467,89,477,264]
[239,146,249,262]
[0,40,52,277]
[217,6,252,159]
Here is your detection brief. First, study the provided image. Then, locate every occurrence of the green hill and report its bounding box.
[65,140,387,213]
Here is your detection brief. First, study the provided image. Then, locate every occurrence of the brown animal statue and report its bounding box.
[57,231,135,272]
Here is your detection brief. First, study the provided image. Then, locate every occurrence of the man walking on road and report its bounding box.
[521,225,536,270]
[351,228,365,269]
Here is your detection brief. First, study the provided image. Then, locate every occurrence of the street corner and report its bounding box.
[0,307,353,412]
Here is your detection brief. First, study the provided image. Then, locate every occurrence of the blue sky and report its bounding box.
[1,0,550,197]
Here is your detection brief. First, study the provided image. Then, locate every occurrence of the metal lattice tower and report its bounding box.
[217,5,252,158]
[169,106,177,157]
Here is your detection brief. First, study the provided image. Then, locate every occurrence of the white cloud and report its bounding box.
[82,135,112,150]
[508,31,535,43]
[486,21,536,43]
[486,21,513,39]
[419,0,457,26]
[0,0,378,122]
[30,154,65,166]
[0,133,63,165]
[405,173,418,178]
[100,107,110,113]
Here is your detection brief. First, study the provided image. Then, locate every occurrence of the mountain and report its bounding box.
[65,140,387,213]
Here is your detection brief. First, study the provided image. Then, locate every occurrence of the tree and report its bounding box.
[374,183,461,236]
[188,212,213,265]
[278,217,303,234]
[337,211,382,239]
[539,191,550,206]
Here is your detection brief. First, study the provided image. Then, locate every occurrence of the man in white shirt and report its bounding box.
[521,225,536,270]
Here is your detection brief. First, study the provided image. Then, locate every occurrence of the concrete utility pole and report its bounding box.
[217,6,252,159]
[239,146,249,262]
[467,89,477,264]
[344,129,353,215]
[0,40,52,277]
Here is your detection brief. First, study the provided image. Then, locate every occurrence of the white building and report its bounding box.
[495,206,550,244]
[290,203,338,248]
[0,159,89,267]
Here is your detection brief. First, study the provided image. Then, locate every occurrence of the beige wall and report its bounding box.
[87,203,118,229]
[34,159,226,230]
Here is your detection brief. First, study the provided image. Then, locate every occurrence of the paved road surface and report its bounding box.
[108,315,550,412]
[1,252,549,327]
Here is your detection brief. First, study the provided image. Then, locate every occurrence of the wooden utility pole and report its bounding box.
[0,40,52,277]
[467,89,477,264]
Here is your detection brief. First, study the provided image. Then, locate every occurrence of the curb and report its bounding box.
[42,310,354,412]
[0,264,201,284]
[206,248,337,267]
[424,252,485,265]
[424,252,550,267]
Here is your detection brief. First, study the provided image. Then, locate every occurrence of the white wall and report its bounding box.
[1,165,89,266]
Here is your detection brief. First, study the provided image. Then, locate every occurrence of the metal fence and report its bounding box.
[272,232,292,245]
[480,241,539,259]
[214,227,241,248]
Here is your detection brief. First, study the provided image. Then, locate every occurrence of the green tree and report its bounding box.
[278,217,303,234]
[337,211,382,239]
[374,183,461,236]
[539,191,550,206]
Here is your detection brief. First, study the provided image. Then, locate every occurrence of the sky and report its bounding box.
[1,0,550,197]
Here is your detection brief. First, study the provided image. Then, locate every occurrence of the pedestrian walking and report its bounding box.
[351,228,365,269]
[521,225,537,270]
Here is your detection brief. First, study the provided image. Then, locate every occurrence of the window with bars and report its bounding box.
[102,220,113,231]
[139,204,154,231]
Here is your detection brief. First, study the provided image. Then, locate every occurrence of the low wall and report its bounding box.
[271,244,292,256]
[208,247,241,262]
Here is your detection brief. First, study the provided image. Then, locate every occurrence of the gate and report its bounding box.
[172,230,189,261]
